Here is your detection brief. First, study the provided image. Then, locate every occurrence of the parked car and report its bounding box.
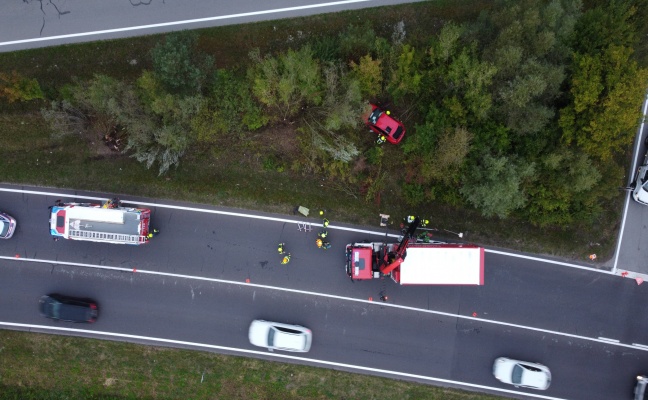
[39,294,98,323]
[364,104,406,144]
[248,320,312,352]
[0,212,16,239]
[636,375,648,400]
[492,357,551,390]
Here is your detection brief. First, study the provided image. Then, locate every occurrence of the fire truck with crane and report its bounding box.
[49,198,152,245]
[345,217,484,285]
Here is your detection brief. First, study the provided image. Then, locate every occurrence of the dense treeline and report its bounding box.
[20,0,648,228]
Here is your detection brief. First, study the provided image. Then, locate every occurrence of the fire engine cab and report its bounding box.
[345,218,484,285]
[49,199,151,245]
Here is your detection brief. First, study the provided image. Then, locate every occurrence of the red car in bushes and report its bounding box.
[365,104,406,144]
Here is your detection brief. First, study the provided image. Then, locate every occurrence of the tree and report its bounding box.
[40,100,88,139]
[192,69,268,143]
[525,148,601,227]
[475,0,581,137]
[388,44,423,102]
[248,46,322,122]
[349,55,383,98]
[0,71,44,103]
[460,154,536,218]
[560,45,648,160]
[421,126,473,185]
[151,31,213,95]
[301,63,363,163]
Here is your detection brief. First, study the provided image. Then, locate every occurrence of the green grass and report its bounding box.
[0,331,505,400]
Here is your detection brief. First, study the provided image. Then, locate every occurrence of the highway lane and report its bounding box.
[1,260,646,400]
[0,0,424,52]
[0,185,646,349]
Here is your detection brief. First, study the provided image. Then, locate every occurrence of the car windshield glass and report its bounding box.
[276,326,301,334]
[0,221,7,236]
[642,180,648,191]
[368,109,382,124]
[267,327,275,346]
[511,364,523,384]
[50,302,61,318]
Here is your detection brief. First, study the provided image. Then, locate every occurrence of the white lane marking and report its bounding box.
[0,321,566,400]
[0,186,624,274]
[1,255,644,352]
[633,343,648,350]
[614,91,648,273]
[0,187,396,238]
[0,0,372,47]
[597,337,620,343]
[485,249,615,274]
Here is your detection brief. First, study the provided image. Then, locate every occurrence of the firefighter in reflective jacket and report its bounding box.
[281,253,291,264]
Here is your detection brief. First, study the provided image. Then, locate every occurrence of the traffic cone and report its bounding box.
[637,277,644,285]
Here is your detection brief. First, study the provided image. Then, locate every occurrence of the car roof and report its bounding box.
[519,365,549,388]
[272,326,307,350]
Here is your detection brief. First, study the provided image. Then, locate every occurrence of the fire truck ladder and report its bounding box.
[69,229,147,244]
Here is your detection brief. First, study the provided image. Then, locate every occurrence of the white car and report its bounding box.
[248,320,312,352]
[492,357,551,390]
[0,212,16,239]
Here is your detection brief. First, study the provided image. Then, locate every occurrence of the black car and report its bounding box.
[39,294,98,323]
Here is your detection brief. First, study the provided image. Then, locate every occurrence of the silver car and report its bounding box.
[0,212,16,239]
[636,375,648,400]
[492,357,551,390]
[248,320,312,352]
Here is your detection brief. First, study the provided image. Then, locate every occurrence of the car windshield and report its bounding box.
[267,327,275,346]
[0,221,7,236]
[368,109,382,125]
[511,364,524,384]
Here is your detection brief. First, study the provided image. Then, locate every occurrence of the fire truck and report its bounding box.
[49,198,152,245]
[345,218,484,285]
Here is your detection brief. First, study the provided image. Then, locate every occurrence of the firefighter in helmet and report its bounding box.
[281,253,291,264]
[376,135,386,145]
[278,243,286,254]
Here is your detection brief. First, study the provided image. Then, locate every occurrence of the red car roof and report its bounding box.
[366,104,406,144]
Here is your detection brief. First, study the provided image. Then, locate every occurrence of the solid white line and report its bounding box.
[0,255,643,352]
[597,337,619,343]
[614,90,648,273]
[0,0,372,47]
[485,249,615,274]
[633,343,648,350]
[0,187,397,238]
[0,321,567,400]
[0,186,623,274]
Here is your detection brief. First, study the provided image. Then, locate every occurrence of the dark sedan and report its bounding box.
[39,294,98,323]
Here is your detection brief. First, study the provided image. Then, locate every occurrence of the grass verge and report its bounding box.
[0,330,505,400]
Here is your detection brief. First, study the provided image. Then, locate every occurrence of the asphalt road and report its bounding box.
[1,184,648,399]
[615,91,648,276]
[0,0,424,52]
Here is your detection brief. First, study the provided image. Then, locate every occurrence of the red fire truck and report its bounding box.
[49,198,151,245]
[345,218,484,285]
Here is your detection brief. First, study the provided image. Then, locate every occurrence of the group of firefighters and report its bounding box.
[278,211,331,264]
[277,213,434,265]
